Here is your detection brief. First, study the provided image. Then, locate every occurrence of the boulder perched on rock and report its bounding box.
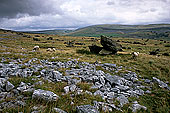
[100,35,122,54]
[32,89,59,102]
[88,35,122,55]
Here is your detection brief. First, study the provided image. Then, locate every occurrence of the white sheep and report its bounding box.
[132,52,139,60]
[33,46,40,51]
[46,48,56,52]
[52,48,56,52]
[46,48,53,52]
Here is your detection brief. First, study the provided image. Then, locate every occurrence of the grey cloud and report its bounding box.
[150,8,157,12]
[0,0,170,31]
[107,1,115,5]
[0,0,64,18]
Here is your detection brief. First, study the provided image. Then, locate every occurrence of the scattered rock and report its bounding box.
[94,101,121,112]
[76,105,99,113]
[5,81,15,91]
[64,86,70,94]
[145,90,151,94]
[129,101,147,112]
[69,84,77,92]
[0,78,7,89]
[116,95,129,107]
[31,111,40,113]
[0,58,168,112]
[152,77,170,90]
[15,101,26,106]
[32,89,59,102]
[144,79,151,84]
[53,108,67,113]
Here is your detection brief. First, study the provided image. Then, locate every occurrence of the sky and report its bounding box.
[0,0,170,31]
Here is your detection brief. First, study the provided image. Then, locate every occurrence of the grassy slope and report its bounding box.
[64,24,170,40]
[0,29,170,112]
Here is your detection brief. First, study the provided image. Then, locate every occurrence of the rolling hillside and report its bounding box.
[25,29,73,35]
[64,24,170,40]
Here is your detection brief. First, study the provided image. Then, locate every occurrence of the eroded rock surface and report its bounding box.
[32,89,59,102]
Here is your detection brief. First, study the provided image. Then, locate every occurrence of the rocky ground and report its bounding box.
[0,57,169,113]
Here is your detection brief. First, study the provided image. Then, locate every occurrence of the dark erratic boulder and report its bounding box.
[76,105,99,113]
[100,35,122,54]
[89,45,103,54]
[32,89,60,102]
[162,52,170,56]
[33,37,40,41]
[47,37,53,40]
[149,49,160,55]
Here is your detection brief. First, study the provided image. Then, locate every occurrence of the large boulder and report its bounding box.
[100,35,122,54]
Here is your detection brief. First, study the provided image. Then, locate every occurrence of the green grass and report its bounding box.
[0,29,170,112]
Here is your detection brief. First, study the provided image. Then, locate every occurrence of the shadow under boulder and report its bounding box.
[89,45,103,54]
[89,35,122,55]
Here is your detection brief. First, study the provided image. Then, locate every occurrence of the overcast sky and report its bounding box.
[0,0,170,31]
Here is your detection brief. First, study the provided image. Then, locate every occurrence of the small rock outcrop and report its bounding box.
[53,108,67,113]
[76,105,99,113]
[129,101,147,112]
[153,77,170,90]
[32,89,59,102]
[6,81,15,91]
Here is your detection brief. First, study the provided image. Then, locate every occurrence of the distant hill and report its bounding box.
[64,24,170,40]
[25,29,73,35]
[1,24,170,40]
